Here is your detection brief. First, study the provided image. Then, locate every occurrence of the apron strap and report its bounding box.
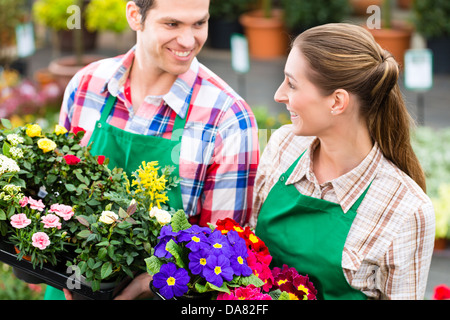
[100,94,117,123]
[283,148,373,215]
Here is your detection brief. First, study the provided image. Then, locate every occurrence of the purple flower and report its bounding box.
[203,254,234,287]
[188,248,211,275]
[207,230,233,256]
[226,230,247,248]
[154,225,179,258]
[230,242,252,277]
[153,262,190,300]
[178,225,211,252]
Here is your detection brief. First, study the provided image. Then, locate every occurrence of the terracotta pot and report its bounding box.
[239,9,289,60]
[434,238,448,251]
[397,0,412,10]
[48,54,105,89]
[14,246,31,261]
[350,0,383,16]
[367,23,413,69]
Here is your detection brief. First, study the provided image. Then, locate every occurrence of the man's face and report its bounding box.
[136,0,210,77]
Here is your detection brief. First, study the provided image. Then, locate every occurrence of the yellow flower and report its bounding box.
[37,138,57,153]
[131,161,169,209]
[26,124,42,137]
[54,125,68,135]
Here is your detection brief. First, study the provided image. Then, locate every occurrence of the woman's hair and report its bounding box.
[293,23,426,192]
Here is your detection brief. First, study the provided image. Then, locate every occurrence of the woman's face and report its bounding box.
[274,47,335,137]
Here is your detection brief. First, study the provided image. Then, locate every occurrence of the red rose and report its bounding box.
[97,155,106,165]
[72,126,86,136]
[64,154,81,165]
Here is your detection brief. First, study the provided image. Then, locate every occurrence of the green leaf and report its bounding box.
[65,184,76,192]
[76,230,92,239]
[96,240,109,247]
[100,262,113,279]
[145,256,163,275]
[1,118,12,129]
[166,239,187,269]
[235,273,264,288]
[118,207,127,219]
[278,291,292,300]
[0,209,6,221]
[98,247,107,260]
[195,281,230,294]
[2,142,11,157]
[117,221,132,229]
[170,210,191,232]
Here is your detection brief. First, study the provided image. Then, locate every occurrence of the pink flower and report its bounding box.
[49,204,74,221]
[63,154,81,165]
[19,196,29,207]
[31,232,50,250]
[27,197,45,211]
[41,214,62,229]
[217,285,272,300]
[10,213,31,229]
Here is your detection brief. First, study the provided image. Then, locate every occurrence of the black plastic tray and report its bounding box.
[0,240,130,300]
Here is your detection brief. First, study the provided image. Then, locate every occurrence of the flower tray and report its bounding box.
[0,240,129,300]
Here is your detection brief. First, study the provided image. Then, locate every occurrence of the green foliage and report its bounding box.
[85,0,128,33]
[281,0,351,32]
[209,0,256,21]
[412,0,450,38]
[32,0,75,31]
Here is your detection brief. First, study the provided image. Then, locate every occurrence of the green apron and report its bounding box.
[255,150,370,300]
[45,93,190,300]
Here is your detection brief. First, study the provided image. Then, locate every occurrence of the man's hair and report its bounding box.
[133,0,156,23]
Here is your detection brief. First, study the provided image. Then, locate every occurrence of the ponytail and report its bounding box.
[293,23,427,192]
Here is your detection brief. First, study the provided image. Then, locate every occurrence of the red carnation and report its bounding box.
[433,284,450,300]
[97,155,106,165]
[64,154,81,165]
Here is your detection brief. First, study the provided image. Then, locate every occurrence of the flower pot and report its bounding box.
[427,36,450,74]
[208,18,243,49]
[239,9,289,60]
[149,280,213,301]
[434,238,448,251]
[48,54,105,89]
[12,247,44,284]
[350,0,383,16]
[367,23,413,69]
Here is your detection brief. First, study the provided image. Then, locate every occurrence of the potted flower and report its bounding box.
[32,0,128,88]
[146,215,317,300]
[0,0,26,67]
[68,161,181,292]
[412,0,450,74]
[208,0,254,49]
[281,0,351,35]
[239,0,289,59]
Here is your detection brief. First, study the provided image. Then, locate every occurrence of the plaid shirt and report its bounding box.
[250,125,435,300]
[59,47,259,226]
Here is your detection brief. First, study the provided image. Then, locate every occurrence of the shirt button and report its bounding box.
[279,175,285,182]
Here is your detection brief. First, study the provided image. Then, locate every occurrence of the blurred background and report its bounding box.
[0,0,449,300]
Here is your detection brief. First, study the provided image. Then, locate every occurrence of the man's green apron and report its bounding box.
[255,150,370,300]
[45,93,190,299]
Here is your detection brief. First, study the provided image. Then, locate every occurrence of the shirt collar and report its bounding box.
[102,46,199,119]
[286,137,382,213]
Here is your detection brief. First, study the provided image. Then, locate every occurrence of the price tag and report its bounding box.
[404,49,433,91]
[231,33,250,74]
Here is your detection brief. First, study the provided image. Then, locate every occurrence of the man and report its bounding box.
[52,0,259,300]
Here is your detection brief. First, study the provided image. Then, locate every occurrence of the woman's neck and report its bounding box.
[312,124,373,185]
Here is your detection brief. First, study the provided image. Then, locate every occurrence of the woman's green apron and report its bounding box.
[44,93,190,299]
[255,150,370,300]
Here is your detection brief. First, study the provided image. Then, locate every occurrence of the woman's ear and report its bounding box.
[126,1,142,31]
[330,89,350,115]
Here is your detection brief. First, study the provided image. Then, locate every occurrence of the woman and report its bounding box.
[251,23,435,300]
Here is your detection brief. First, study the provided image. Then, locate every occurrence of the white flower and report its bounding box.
[0,155,20,174]
[6,134,24,146]
[9,147,24,159]
[99,210,118,224]
[151,207,171,225]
